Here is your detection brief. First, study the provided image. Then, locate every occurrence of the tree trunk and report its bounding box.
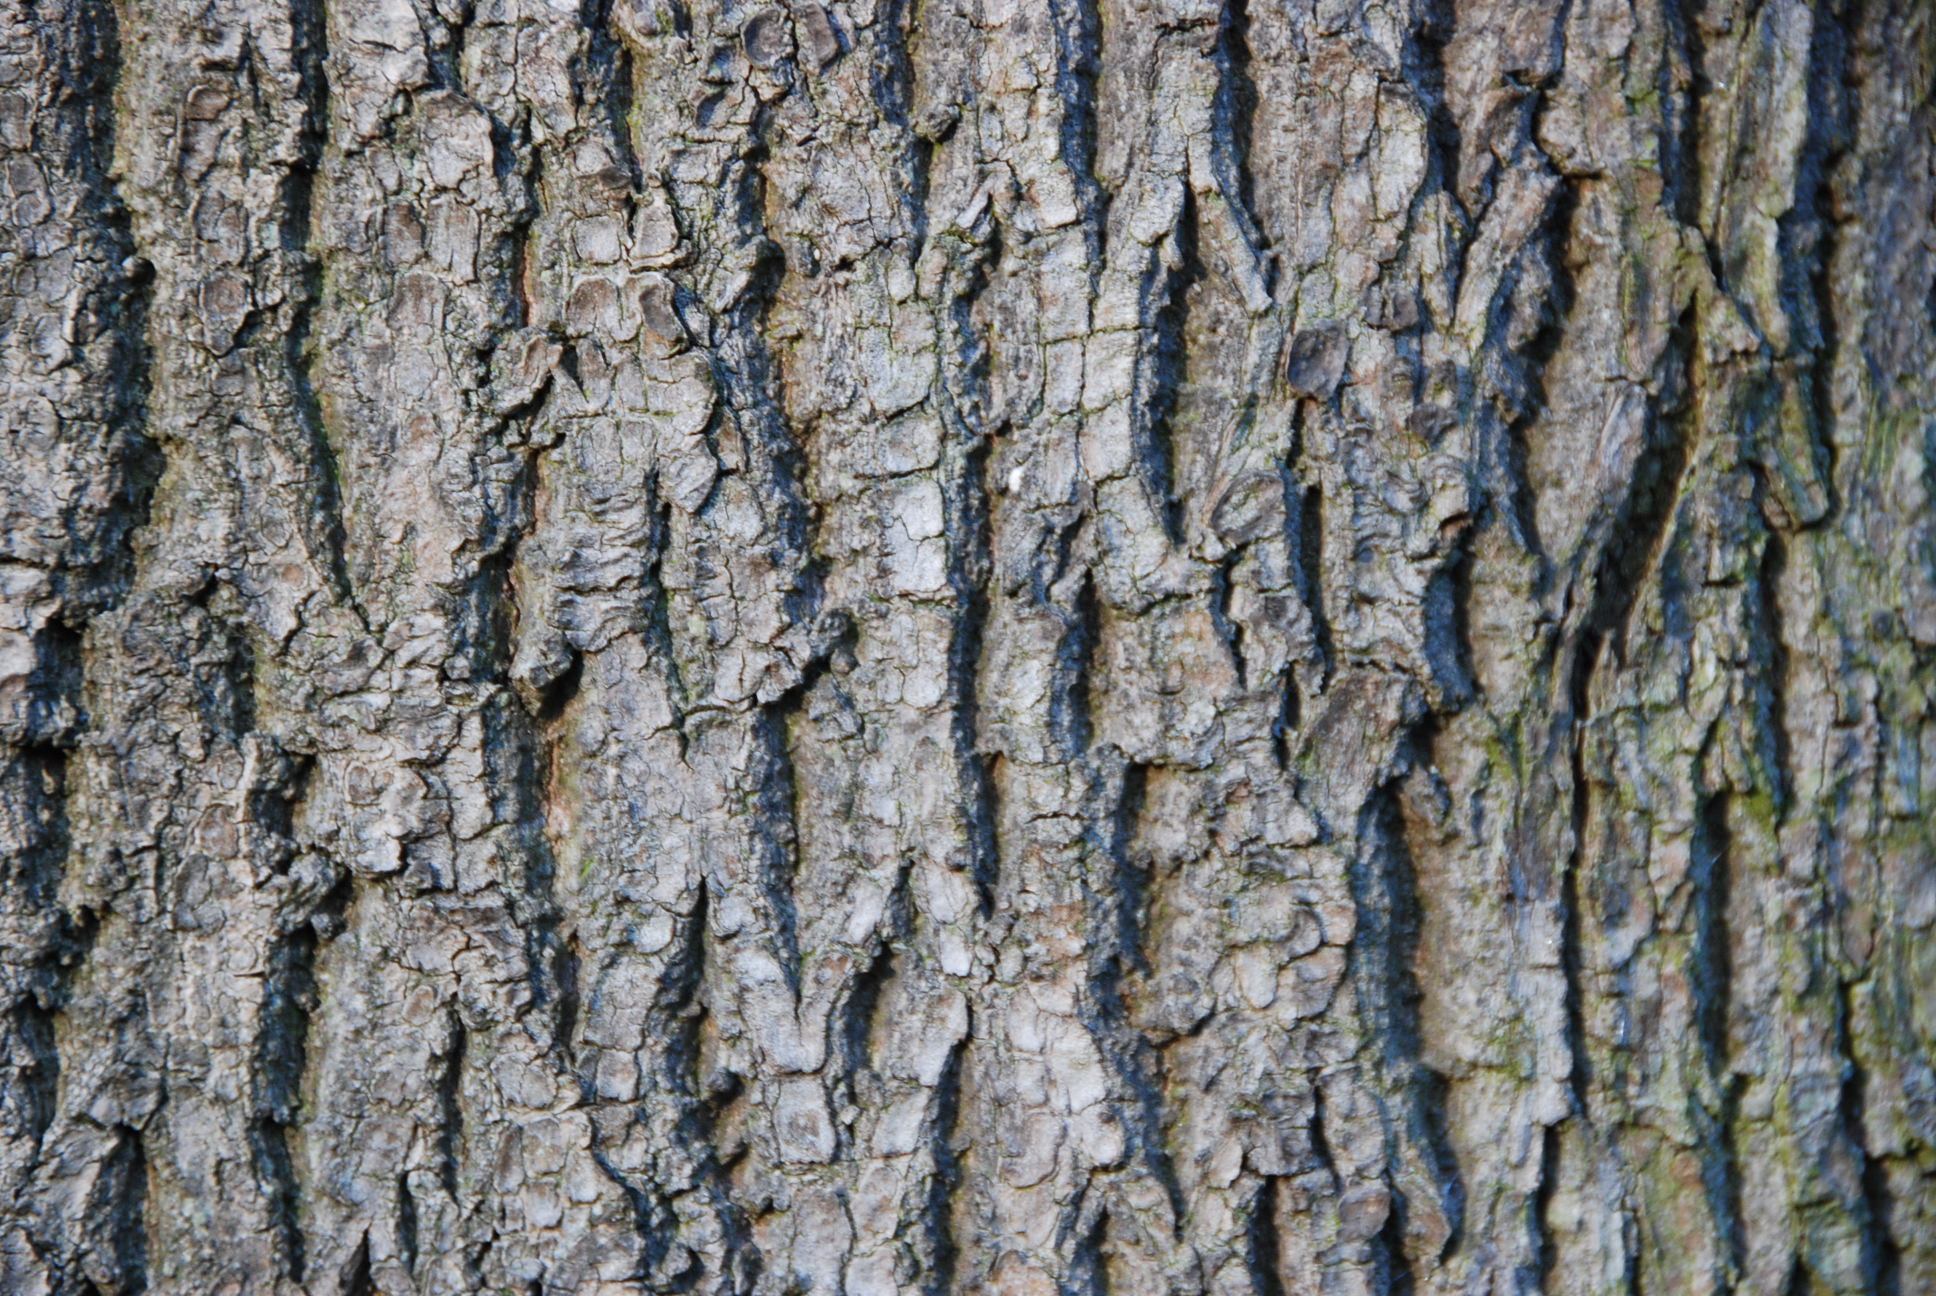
[1,0,1931,1292]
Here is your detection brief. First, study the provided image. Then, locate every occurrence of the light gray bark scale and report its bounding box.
[0,1,1931,1293]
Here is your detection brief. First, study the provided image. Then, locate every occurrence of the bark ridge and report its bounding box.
[0,0,1932,1293]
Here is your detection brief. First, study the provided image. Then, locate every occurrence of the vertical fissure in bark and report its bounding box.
[578,0,643,197]
[487,348,589,1092]
[838,942,897,1141]
[1593,332,1699,675]
[1270,672,1298,771]
[1245,1175,1287,1296]
[553,924,585,1068]
[1052,572,1100,759]
[1555,735,1592,1121]
[528,629,586,729]
[868,0,916,129]
[1550,302,1705,1183]
[1079,756,1183,1225]
[585,1135,658,1282]
[1751,516,1794,811]
[706,142,823,665]
[396,1172,419,1275]
[1209,550,1247,690]
[11,732,75,1164]
[1403,0,1462,223]
[755,679,810,991]
[918,1038,967,1296]
[944,413,1000,915]
[516,557,589,1076]
[436,1008,467,1202]
[1307,1078,1338,1190]
[281,0,358,620]
[12,988,59,1171]
[1105,761,1149,975]
[1421,552,1473,711]
[74,0,162,605]
[1290,472,1331,690]
[251,914,323,1282]
[58,0,128,225]
[872,0,932,241]
[5,38,153,1183]
[505,703,578,1064]
[95,1122,150,1293]
[1353,777,1465,1272]
[595,926,685,1280]
[499,121,542,330]
[1783,7,1852,523]
[1136,193,1199,546]
[340,1231,374,1296]
[938,224,999,426]
[1373,1188,1418,1296]
[418,0,470,91]
[1842,981,1902,1296]
[661,882,753,1286]
[1049,0,1110,256]
[1065,1203,1111,1296]
[1653,0,1700,232]
[1266,455,1307,752]
[1209,0,1267,261]
[1692,788,1743,1291]
[1534,1122,1565,1292]
[1492,179,1580,573]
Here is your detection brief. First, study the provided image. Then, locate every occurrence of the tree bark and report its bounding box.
[1,0,1931,1292]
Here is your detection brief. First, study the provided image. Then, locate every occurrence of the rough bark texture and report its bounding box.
[1,0,1932,1293]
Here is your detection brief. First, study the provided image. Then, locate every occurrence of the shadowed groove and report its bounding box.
[436,1009,466,1202]
[1049,0,1110,261]
[1081,756,1185,1228]
[93,1123,150,1294]
[660,883,755,1290]
[755,668,822,992]
[0,5,155,1228]
[1246,1176,1287,1296]
[252,912,327,1282]
[282,0,360,622]
[1052,573,1100,760]
[1692,791,1743,1291]
[1209,0,1268,267]
[580,0,644,198]
[1135,191,1201,547]
[914,1032,969,1296]
[1350,776,1466,1277]
[1290,477,1331,688]
[874,0,933,243]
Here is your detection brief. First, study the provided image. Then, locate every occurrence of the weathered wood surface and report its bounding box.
[0,0,1931,1292]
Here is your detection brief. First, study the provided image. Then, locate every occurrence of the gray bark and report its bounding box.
[1,0,1932,1293]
